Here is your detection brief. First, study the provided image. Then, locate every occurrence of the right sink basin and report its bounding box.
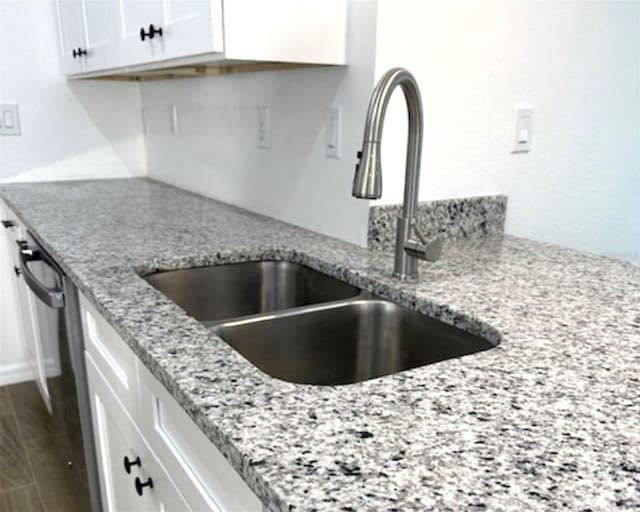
[213,298,497,385]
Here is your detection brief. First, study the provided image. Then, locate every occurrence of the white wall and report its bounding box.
[0,0,146,383]
[375,0,640,263]
[141,0,375,246]
[0,0,146,182]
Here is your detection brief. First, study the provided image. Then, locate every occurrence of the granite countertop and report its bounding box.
[1,178,639,511]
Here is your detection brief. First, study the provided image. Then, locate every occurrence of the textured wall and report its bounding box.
[374,0,640,263]
[0,1,146,383]
[141,0,376,246]
[0,1,146,183]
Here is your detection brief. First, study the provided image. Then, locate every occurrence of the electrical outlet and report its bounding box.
[257,107,271,149]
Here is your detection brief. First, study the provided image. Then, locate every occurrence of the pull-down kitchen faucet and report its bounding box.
[352,67,442,281]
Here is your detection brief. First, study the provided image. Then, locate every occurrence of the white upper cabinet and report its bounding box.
[57,0,120,73]
[223,0,344,64]
[122,0,222,64]
[82,0,121,71]
[56,0,86,75]
[119,0,164,65]
[56,0,346,78]
[156,0,223,61]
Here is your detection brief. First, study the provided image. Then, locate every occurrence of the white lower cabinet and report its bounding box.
[1,202,51,408]
[137,362,262,512]
[80,293,263,512]
[87,352,189,511]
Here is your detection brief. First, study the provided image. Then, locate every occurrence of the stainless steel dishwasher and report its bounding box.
[14,229,102,512]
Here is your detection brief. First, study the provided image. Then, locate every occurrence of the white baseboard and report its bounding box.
[0,361,35,386]
[0,358,61,387]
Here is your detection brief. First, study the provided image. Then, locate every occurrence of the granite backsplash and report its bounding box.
[368,195,507,251]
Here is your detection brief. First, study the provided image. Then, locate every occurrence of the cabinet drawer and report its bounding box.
[137,361,263,512]
[80,292,139,421]
[87,352,190,512]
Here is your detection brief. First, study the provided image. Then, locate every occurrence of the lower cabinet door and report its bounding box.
[9,226,51,412]
[86,352,190,512]
[137,361,262,512]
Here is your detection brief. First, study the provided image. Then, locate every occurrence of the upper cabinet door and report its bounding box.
[56,0,86,75]
[116,0,222,66]
[119,0,165,65]
[156,0,223,61]
[82,0,120,72]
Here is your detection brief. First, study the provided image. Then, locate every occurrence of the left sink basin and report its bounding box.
[142,261,361,324]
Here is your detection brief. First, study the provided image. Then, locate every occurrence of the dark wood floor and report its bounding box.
[0,381,90,512]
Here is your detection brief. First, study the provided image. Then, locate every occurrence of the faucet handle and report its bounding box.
[403,221,443,262]
[405,238,443,262]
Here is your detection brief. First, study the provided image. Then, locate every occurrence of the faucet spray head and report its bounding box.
[352,141,382,199]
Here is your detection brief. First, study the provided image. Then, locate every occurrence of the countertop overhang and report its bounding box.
[1,178,639,511]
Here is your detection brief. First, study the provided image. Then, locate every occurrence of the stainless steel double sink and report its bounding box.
[143,261,495,385]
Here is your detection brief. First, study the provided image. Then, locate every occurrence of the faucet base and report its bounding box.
[393,216,420,280]
[393,216,443,281]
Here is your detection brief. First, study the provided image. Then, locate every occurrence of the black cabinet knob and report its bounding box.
[135,476,153,496]
[123,455,141,474]
[1,220,15,228]
[14,266,22,277]
[72,48,87,58]
[140,24,163,41]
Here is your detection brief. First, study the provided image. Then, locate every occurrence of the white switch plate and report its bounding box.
[512,105,534,153]
[325,106,341,158]
[0,104,21,136]
[257,107,271,149]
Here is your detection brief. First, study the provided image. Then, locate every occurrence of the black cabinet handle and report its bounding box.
[72,48,87,58]
[135,476,153,496]
[140,24,163,41]
[123,456,141,474]
[1,220,14,228]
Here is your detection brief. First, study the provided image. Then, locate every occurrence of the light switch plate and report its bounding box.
[325,106,341,158]
[0,104,21,136]
[512,105,534,153]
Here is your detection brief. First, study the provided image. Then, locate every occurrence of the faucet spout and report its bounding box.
[352,141,382,199]
[352,67,440,280]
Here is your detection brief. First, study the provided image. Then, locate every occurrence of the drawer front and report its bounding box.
[80,292,139,421]
[137,361,263,512]
[87,352,190,512]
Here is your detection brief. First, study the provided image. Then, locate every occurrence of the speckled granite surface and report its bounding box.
[368,195,507,251]
[1,178,638,511]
